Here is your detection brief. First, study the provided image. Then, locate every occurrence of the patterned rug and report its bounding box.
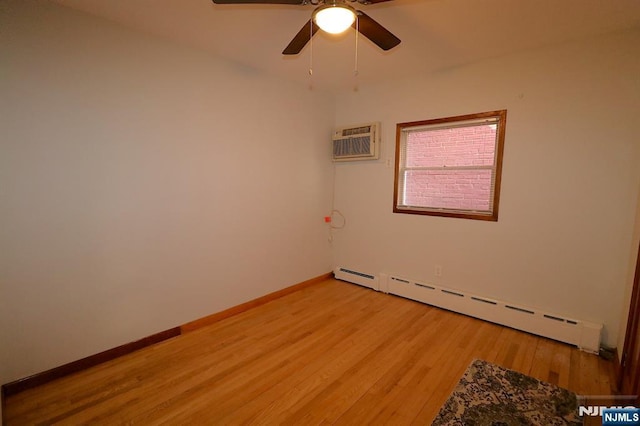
[432,359,582,426]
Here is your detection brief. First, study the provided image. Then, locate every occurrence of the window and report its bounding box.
[394,110,507,221]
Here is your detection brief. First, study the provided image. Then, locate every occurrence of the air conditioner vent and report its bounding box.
[332,122,380,161]
[341,125,373,137]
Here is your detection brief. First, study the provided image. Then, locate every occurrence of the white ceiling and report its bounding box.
[50,0,640,92]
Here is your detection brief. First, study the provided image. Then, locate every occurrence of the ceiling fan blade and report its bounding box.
[353,11,400,51]
[212,0,304,4]
[283,20,319,55]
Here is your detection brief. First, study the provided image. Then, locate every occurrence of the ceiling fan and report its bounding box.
[211,0,401,55]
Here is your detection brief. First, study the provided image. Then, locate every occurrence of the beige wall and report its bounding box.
[331,29,640,347]
[0,1,335,386]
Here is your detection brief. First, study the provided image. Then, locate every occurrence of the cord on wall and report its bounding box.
[328,164,346,242]
[331,210,346,230]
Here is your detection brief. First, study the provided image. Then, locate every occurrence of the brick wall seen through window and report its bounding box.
[394,110,507,221]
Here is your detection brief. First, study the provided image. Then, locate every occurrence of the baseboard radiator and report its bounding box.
[333,267,602,354]
[334,267,380,290]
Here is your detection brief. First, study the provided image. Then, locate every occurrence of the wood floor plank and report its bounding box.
[3,279,616,425]
[332,308,441,425]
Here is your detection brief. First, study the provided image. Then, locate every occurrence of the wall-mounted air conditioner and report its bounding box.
[332,122,380,161]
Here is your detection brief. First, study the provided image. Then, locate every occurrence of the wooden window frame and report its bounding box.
[393,110,507,221]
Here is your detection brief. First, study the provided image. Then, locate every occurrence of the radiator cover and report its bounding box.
[334,267,602,353]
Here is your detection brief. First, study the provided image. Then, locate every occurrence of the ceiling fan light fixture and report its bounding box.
[313,4,356,35]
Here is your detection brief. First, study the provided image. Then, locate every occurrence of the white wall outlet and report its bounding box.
[434,265,443,277]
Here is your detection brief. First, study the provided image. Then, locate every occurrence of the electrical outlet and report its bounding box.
[434,265,443,277]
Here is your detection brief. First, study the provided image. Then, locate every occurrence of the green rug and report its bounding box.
[432,359,582,426]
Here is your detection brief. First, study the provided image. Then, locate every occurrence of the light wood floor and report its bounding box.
[4,279,616,425]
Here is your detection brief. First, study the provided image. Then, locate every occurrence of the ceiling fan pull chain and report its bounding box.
[309,19,314,75]
[354,14,359,77]
[308,19,314,89]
